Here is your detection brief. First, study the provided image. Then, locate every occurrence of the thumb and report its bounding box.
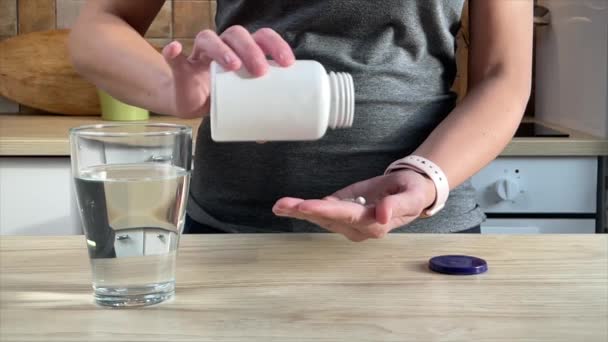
[162,41,189,70]
[375,192,422,225]
[162,41,209,117]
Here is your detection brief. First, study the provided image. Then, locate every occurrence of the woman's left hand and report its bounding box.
[272,170,437,242]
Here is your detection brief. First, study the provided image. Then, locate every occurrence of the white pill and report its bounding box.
[354,196,366,205]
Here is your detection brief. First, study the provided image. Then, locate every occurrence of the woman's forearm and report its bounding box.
[413,72,531,189]
[413,0,533,190]
[69,3,174,115]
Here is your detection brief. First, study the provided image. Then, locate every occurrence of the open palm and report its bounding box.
[273,170,437,242]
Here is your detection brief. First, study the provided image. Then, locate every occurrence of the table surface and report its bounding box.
[1,114,607,156]
[1,234,607,342]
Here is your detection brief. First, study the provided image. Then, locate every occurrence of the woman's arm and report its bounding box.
[69,0,294,117]
[69,0,176,115]
[271,0,533,241]
[413,0,533,189]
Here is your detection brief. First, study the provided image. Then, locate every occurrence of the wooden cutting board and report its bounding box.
[0,30,162,115]
[0,30,101,115]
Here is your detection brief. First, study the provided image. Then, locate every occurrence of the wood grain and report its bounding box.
[0,30,164,116]
[0,30,100,114]
[1,114,606,156]
[0,234,606,341]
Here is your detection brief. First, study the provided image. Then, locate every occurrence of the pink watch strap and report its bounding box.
[384,155,450,217]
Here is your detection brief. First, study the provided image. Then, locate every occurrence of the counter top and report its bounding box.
[0,114,200,156]
[1,114,607,156]
[1,234,607,341]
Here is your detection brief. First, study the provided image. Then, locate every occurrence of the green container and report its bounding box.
[98,90,149,121]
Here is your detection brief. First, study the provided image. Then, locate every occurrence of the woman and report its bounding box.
[69,0,533,241]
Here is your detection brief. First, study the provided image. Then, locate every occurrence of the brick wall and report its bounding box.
[0,0,217,113]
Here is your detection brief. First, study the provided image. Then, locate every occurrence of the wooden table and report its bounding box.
[1,234,607,341]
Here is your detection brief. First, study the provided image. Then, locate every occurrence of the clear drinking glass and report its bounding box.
[69,123,192,307]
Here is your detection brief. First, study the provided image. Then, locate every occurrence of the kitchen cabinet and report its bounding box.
[472,157,597,213]
[0,157,80,235]
[1,155,603,236]
[481,218,596,234]
[471,157,603,234]
[470,156,603,234]
[0,158,181,246]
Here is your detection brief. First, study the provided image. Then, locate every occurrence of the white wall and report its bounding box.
[535,0,608,138]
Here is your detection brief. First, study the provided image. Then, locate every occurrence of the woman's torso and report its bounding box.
[188,0,485,233]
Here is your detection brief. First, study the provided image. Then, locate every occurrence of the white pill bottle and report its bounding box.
[209,60,355,142]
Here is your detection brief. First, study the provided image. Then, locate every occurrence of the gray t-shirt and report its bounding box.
[188,0,485,233]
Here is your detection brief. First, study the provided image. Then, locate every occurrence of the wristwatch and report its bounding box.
[384,155,450,217]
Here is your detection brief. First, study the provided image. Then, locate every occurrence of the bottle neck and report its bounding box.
[328,72,355,129]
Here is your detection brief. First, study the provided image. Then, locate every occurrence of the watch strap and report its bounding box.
[384,155,450,217]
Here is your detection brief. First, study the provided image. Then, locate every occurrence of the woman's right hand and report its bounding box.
[161,26,295,118]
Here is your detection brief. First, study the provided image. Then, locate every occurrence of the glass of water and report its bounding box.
[69,123,192,307]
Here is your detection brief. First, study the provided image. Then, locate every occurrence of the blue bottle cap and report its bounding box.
[429,255,488,275]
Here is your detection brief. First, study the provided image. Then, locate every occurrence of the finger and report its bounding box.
[322,196,341,202]
[162,41,188,68]
[162,41,208,116]
[221,25,268,77]
[252,28,295,67]
[295,199,376,225]
[295,199,394,239]
[191,29,241,70]
[318,221,369,242]
[273,197,305,216]
[296,215,368,242]
[272,200,367,241]
[275,197,392,240]
[162,41,181,60]
[375,192,423,225]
